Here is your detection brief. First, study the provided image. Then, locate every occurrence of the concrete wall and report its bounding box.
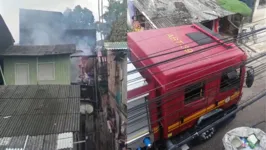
[3,55,71,85]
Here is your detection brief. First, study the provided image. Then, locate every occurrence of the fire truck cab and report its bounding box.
[127,24,252,149]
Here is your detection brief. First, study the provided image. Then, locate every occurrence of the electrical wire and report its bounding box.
[128,27,266,75]
[127,27,266,84]
[127,71,266,135]
[127,17,266,65]
[128,52,266,120]
[128,77,244,126]
[127,27,223,64]
[128,49,266,111]
[170,89,266,149]
[127,44,244,85]
[126,43,238,84]
[128,66,252,123]
[125,23,266,132]
[126,31,266,102]
[128,54,244,114]
[127,47,266,134]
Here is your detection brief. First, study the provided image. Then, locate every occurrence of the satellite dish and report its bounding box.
[80,104,94,114]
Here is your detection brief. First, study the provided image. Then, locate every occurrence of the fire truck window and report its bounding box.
[184,82,204,104]
[220,68,241,91]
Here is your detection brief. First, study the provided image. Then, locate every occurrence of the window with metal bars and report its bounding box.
[184,82,205,104]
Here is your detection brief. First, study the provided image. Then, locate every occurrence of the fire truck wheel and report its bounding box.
[199,127,216,141]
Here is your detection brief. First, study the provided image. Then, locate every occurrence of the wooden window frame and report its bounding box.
[220,67,242,92]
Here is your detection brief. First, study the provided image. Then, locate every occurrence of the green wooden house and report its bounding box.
[0,44,76,85]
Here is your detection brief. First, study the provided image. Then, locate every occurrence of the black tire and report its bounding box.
[198,127,216,141]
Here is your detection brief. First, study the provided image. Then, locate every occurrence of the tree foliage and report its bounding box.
[95,0,126,39]
[63,5,95,29]
[102,0,126,24]
[63,1,126,40]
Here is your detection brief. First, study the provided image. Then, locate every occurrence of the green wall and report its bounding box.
[3,55,71,85]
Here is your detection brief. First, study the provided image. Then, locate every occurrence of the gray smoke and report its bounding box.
[70,37,94,83]
[19,8,96,83]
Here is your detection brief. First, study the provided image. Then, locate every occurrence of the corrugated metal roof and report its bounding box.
[0,85,80,137]
[0,132,76,150]
[134,0,235,28]
[0,44,76,56]
[56,132,73,149]
[104,42,128,50]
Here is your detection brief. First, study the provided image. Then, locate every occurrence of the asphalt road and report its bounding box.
[191,59,266,150]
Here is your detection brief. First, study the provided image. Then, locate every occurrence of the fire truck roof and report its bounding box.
[127,24,247,90]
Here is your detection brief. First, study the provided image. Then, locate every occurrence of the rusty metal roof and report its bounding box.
[0,85,80,138]
[134,0,235,29]
[0,44,76,56]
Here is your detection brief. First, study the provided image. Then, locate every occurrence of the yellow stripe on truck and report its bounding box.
[167,91,239,133]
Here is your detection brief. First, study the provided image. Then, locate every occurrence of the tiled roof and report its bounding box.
[0,85,80,137]
[0,44,76,56]
[104,42,128,50]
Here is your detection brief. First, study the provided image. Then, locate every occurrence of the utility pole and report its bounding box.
[101,0,104,40]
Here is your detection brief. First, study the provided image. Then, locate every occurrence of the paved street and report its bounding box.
[191,56,266,150]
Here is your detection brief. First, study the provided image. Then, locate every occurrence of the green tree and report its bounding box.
[102,0,126,23]
[63,5,95,29]
[97,0,126,39]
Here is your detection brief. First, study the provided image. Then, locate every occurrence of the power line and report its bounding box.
[128,54,243,114]
[127,49,266,107]
[127,26,223,64]
[127,52,266,134]
[127,17,266,64]
[127,27,266,75]
[127,45,243,85]
[126,24,266,135]
[128,69,248,124]
[127,52,266,137]
[127,46,233,84]
[128,61,266,124]
[128,70,266,136]
[128,52,266,118]
[169,89,266,149]
[126,29,266,102]
[126,26,266,83]
[128,77,244,126]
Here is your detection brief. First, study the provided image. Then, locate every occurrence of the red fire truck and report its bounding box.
[126,24,254,149]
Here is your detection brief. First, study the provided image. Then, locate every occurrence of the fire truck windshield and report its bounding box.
[220,68,241,91]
